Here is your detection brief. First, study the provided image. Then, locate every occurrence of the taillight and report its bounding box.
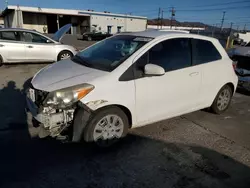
[232,61,237,70]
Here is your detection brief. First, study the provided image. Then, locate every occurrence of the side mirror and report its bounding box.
[144,64,165,76]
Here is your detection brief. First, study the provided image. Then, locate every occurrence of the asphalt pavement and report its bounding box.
[0,39,250,188]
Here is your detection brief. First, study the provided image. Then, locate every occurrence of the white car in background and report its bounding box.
[0,24,77,66]
[27,30,238,146]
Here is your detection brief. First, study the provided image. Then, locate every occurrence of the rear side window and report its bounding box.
[0,31,21,41]
[149,38,191,72]
[192,39,222,65]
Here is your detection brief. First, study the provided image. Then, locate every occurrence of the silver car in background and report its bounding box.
[0,24,77,66]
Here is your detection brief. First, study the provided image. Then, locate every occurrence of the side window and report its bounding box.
[22,32,52,43]
[192,39,222,65]
[0,31,21,41]
[148,38,191,72]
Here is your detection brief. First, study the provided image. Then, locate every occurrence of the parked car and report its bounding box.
[227,42,250,91]
[82,31,112,41]
[26,30,238,146]
[231,55,250,92]
[0,24,77,66]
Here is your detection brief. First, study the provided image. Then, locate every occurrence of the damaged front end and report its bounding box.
[233,55,250,92]
[26,83,94,140]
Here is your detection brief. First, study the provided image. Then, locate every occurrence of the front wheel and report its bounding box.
[87,36,92,41]
[58,51,73,61]
[83,107,129,147]
[0,56,3,66]
[211,85,233,114]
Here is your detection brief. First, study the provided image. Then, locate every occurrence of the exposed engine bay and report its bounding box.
[26,86,76,139]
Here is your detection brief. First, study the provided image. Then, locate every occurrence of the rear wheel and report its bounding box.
[211,85,233,114]
[83,107,129,147]
[58,50,73,61]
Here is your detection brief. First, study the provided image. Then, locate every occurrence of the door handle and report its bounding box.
[0,44,4,47]
[189,72,199,77]
[27,46,33,48]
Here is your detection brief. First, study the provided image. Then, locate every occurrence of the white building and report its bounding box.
[1,5,147,35]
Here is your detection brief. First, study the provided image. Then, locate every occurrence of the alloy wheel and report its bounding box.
[60,53,71,60]
[93,114,124,142]
[217,88,231,111]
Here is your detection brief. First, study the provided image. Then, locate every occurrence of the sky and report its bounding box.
[1,0,250,29]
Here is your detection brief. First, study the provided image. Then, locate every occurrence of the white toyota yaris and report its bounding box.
[27,30,238,146]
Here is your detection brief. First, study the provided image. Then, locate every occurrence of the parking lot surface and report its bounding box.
[0,40,250,188]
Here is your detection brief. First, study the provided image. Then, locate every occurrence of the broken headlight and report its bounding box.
[44,83,94,108]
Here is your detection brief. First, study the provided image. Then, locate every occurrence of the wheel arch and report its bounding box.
[57,50,74,61]
[225,82,235,94]
[90,104,133,128]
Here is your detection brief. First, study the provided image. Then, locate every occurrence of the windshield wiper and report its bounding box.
[72,55,93,68]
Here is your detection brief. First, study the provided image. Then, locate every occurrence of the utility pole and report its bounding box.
[160,10,164,29]
[237,25,239,32]
[157,8,161,29]
[170,7,175,29]
[212,24,215,37]
[243,24,246,32]
[220,11,226,31]
[229,22,234,36]
[5,0,8,7]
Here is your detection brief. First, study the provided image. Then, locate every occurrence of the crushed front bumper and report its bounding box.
[26,95,74,138]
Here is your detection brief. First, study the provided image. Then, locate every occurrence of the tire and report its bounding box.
[87,36,92,41]
[0,56,3,66]
[58,50,73,61]
[83,106,129,147]
[211,85,233,114]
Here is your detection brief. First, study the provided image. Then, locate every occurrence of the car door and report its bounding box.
[21,31,56,62]
[191,39,224,107]
[0,31,25,62]
[134,38,202,125]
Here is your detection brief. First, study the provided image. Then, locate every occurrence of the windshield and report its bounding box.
[72,35,152,72]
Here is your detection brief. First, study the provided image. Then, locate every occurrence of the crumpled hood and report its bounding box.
[31,59,108,92]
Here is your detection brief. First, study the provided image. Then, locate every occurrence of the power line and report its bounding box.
[169,5,250,12]
[126,9,158,14]
[175,15,250,20]
[187,0,250,8]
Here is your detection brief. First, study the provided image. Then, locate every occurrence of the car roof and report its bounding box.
[120,29,216,41]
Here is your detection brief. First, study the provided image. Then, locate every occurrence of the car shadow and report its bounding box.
[0,80,250,188]
[0,133,250,188]
[236,88,250,96]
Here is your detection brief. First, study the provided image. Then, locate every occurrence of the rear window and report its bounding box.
[192,39,222,65]
[0,31,21,41]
